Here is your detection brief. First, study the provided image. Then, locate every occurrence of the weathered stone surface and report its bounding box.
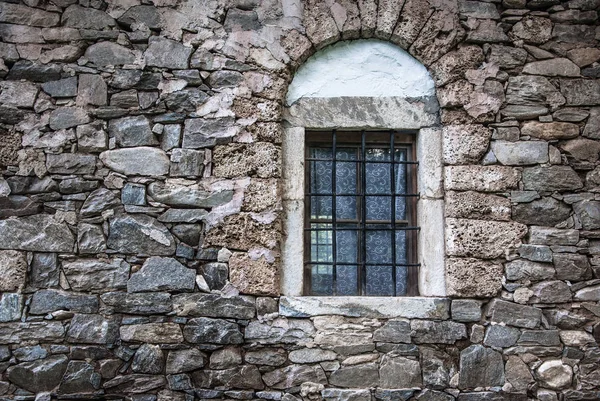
[166,348,205,374]
[107,214,176,255]
[561,79,600,106]
[0,3,60,26]
[205,213,279,250]
[109,116,157,147]
[100,147,169,176]
[430,45,484,86]
[117,5,161,29]
[42,77,78,98]
[530,280,572,303]
[244,348,287,366]
[410,10,464,66]
[158,209,207,223]
[446,257,503,297]
[523,166,583,192]
[104,374,166,394]
[511,16,552,44]
[487,299,543,328]
[411,320,467,344]
[506,356,534,392]
[380,355,422,388]
[213,143,281,179]
[0,81,38,108]
[523,58,580,77]
[81,188,119,217]
[7,60,61,82]
[183,318,243,344]
[372,320,411,343]
[209,347,242,370]
[173,293,255,319]
[193,365,264,390]
[169,149,204,177]
[519,244,553,263]
[67,314,119,344]
[6,355,68,393]
[491,141,548,166]
[483,325,521,348]
[459,345,505,389]
[512,197,571,226]
[62,5,114,29]
[62,259,129,293]
[182,118,238,149]
[554,254,591,281]
[506,259,554,281]
[442,125,491,165]
[120,323,183,344]
[445,166,520,192]
[322,388,371,401]
[49,107,91,130]
[0,250,26,291]
[488,44,528,68]
[506,76,565,110]
[145,37,192,69]
[77,223,106,254]
[446,191,510,221]
[584,108,600,139]
[128,256,195,293]
[29,289,98,314]
[0,293,22,322]
[521,121,579,140]
[46,153,95,174]
[0,321,65,343]
[229,252,279,296]
[288,348,336,364]
[84,42,135,67]
[328,363,377,388]
[76,74,107,107]
[446,219,527,259]
[101,292,172,315]
[199,262,228,291]
[574,200,600,230]
[131,344,164,375]
[536,360,573,389]
[76,123,108,152]
[59,360,101,394]
[0,215,74,252]
[147,181,233,208]
[561,138,600,163]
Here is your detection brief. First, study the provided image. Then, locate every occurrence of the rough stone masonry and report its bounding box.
[0,0,600,400]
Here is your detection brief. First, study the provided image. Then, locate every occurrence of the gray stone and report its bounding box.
[101,292,172,315]
[110,89,139,108]
[77,74,107,106]
[411,320,467,344]
[59,361,101,394]
[132,344,164,374]
[505,356,534,392]
[380,355,422,388]
[574,200,600,230]
[0,3,60,26]
[128,257,196,293]
[209,347,242,369]
[554,254,592,281]
[522,166,583,192]
[529,226,579,245]
[518,330,561,346]
[107,214,176,255]
[62,258,129,293]
[162,124,182,151]
[518,244,553,263]
[182,118,238,149]
[173,293,255,319]
[488,44,528,68]
[62,4,114,29]
[13,345,47,362]
[165,88,209,112]
[193,365,264,390]
[47,153,96,174]
[505,259,555,281]
[288,348,336,364]
[84,42,135,67]
[29,289,98,314]
[491,141,548,166]
[100,147,170,176]
[0,293,22,322]
[561,79,600,106]
[166,348,205,374]
[30,253,59,288]
[120,323,183,344]
[0,321,65,343]
[49,107,91,130]
[207,71,244,88]
[512,197,571,226]
[145,37,192,69]
[420,347,455,390]
[506,76,565,109]
[583,108,600,139]
[110,70,143,89]
[103,374,166,394]
[0,81,38,108]
[109,116,157,147]
[7,60,62,82]
[554,108,590,122]
[6,355,68,393]
[328,363,378,388]
[574,285,600,301]
[122,183,146,206]
[459,345,505,389]
[158,209,207,223]
[483,325,521,348]
[6,176,57,195]
[501,105,549,120]
[147,181,233,208]
[183,318,243,344]
[77,223,106,254]
[76,123,107,152]
[42,77,77,98]
[522,121,580,141]
[172,224,201,247]
[67,314,119,344]
[244,349,287,366]
[413,389,453,401]
[536,360,573,389]
[486,299,543,328]
[373,320,411,343]
[81,188,119,217]
[451,300,482,322]
[0,215,74,252]
[170,149,204,177]
[322,389,370,401]
[530,280,572,303]
[523,58,580,77]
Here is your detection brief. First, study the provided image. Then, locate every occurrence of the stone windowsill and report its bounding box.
[279,296,450,320]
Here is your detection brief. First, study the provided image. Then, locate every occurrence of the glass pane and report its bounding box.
[337,229,358,263]
[311,265,333,295]
[395,149,407,220]
[336,153,357,220]
[395,265,408,296]
[366,265,393,296]
[366,148,391,195]
[395,230,407,265]
[366,196,391,221]
[366,230,392,264]
[309,224,332,263]
[337,265,358,296]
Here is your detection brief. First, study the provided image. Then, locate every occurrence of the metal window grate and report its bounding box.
[304,130,420,296]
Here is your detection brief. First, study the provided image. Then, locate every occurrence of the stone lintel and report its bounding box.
[279,296,450,319]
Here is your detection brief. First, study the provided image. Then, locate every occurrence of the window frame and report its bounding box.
[303,130,420,296]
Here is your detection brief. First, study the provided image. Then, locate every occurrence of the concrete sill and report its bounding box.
[279,296,450,320]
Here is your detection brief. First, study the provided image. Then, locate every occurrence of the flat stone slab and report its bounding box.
[279,296,450,319]
[0,215,74,252]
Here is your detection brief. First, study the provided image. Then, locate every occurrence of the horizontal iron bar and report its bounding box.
[306,158,419,165]
[305,262,421,267]
[307,193,419,197]
[305,226,420,231]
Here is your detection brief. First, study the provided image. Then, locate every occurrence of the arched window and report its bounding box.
[281,40,445,301]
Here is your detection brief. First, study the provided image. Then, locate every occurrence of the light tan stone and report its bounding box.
[444,166,521,192]
[410,9,465,66]
[446,257,503,297]
[521,121,579,140]
[442,124,491,165]
[560,138,600,163]
[0,250,27,292]
[391,0,433,49]
[430,45,484,86]
[242,179,280,212]
[213,143,281,179]
[229,252,279,296]
[120,323,183,344]
[445,191,511,221]
[205,213,280,251]
[303,0,340,48]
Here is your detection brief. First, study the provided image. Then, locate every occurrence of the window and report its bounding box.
[305,130,419,296]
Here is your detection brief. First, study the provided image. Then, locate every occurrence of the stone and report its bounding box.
[84,42,136,67]
[506,76,565,110]
[486,299,543,328]
[488,45,528,69]
[536,360,573,389]
[29,289,98,314]
[372,320,411,343]
[445,191,511,221]
[207,71,244,89]
[574,285,600,301]
[554,254,591,281]
[529,226,579,246]
[67,314,119,344]
[451,300,481,323]
[81,188,119,217]
[109,116,157,147]
[145,37,192,69]
[521,121,579,140]
[183,317,242,344]
[120,323,183,344]
[523,58,580,77]
[561,79,600,106]
[229,252,279,296]
[173,293,255,319]
[210,347,242,369]
[182,118,239,149]
[322,389,370,401]
[30,253,59,288]
[323,364,371,388]
[0,215,74,252]
[62,258,129,293]
[244,349,287,366]
[213,143,280,179]
[505,356,533,392]
[505,259,554,281]
[446,219,527,259]
[410,10,464,66]
[380,355,422,388]
[0,250,26,291]
[158,209,207,223]
[46,153,96,174]
[76,74,107,106]
[0,24,43,43]
[411,320,467,344]
[0,293,22,322]
[111,89,139,108]
[107,214,175,255]
[530,280,572,303]
[122,183,146,206]
[7,60,61,82]
[77,123,107,152]
[0,3,60,26]
[62,4,114,29]
[512,197,571,226]
[574,200,600,230]
[0,322,65,343]
[0,81,38,108]
[442,125,491,165]
[519,244,553,262]
[459,345,505,389]
[192,365,264,390]
[103,374,166,394]
[147,181,233,208]
[446,257,503,297]
[6,355,69,393]
[49,107,91,130]
[77,223,106,254]
[166,348,205,374]
[522,166,583,192]
[502,105,550,120]
[288,348,337,364]
[491,141,548,166]
[583,108,600,138]
[162,124,181,150]
[561,138,600,162]
[483,325,521,348]
[100,292,172,315]
[511,16,552,44]
[100,147,170,176]
[444,166,520,192]
[128,257,195,293]
[13,345,47,362]
[132,345,164,375]
[59,361,101,394]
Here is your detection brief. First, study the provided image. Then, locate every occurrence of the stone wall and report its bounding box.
[0,0,600,400]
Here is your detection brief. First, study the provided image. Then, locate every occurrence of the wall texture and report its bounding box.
[0,0,600,400]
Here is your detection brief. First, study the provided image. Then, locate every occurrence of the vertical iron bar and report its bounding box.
[360,130,367,296]
[331,130,337,296]
[390,131,397,296]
